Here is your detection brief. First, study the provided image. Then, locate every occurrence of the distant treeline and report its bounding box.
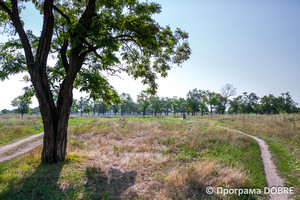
[3,84,299,116]
[1,107,40,116]
[70,84,299,116]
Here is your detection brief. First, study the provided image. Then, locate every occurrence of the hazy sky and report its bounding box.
[0,0,299,110]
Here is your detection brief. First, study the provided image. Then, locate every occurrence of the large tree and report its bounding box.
[186,88,200,115]
[0,0,191,163]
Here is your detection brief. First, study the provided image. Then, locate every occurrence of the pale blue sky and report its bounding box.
[0,0,299,110]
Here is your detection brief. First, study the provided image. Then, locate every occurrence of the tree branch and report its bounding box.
[53,5,71,23]
[80,39,102,60]
[9,0,35,67]
[0,0,12,16]
[79,0,96,29]
[60,40,69,72]
[35,0,55,70]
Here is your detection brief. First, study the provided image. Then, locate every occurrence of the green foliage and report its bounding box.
[149,95,161,115]
[137,91,150,116]
[1,109,9,114]
[74,69,121,105]
[11,95,32,117]
[0,38,27,80]
[120,93,136,115]
[185,89,208,115]
[95,100,109,115]
[229,92,298,115]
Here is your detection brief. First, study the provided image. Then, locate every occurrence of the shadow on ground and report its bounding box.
[0,161,137,200]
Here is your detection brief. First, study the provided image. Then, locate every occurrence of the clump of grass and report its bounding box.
[160,159,248,199]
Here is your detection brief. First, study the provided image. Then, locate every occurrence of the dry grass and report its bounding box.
[159,159,247,200]
[63,118,260,199]
[0,117,265,199]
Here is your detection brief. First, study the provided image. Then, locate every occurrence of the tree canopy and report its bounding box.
[0,0,191,101]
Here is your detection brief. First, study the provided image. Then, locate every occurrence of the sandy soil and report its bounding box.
[218,125,289,200]
[0,132,43,163]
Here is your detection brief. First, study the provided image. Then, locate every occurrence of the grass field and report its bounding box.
[200,114,300,199]
[0,115,43,146]
[0,114,299,199]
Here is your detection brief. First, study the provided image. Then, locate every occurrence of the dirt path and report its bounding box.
[0,132,43,163]
[218,126,289,200]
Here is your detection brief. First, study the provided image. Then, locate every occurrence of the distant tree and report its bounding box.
[171,97,179,115]
[31,107,40,115]
[247,93,260,114]
[198,90,208,116]
[281,92,298,113]
[120,93,134,115]
[137,91,150,116]
[97,101,108,115]
[178,98,187,115]
[149,95,161,116]
[199,101,208,116]
[229,95,243,114]
[186,89,201,115]
[11,95,32,117]
[163,97,174,116]
[71,99,79,115]
[90,100,97,116]
[111,104,120,115]
[215,93,226,114]
[130,102,139,115]
[83,104,93,115]
[260,94,275,114]
[220,83,237,114]
[1,109,9,114]
[78,97,89,116]
[205,91,218,115]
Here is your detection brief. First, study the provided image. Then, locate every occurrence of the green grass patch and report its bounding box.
[0,148,137,200]
[0,118,43,145]
[215,114,300,198]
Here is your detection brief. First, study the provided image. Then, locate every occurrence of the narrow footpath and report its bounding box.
[218,125,289,200]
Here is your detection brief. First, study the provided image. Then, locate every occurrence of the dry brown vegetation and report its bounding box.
[62,118,258,199]
[1,117,268,199]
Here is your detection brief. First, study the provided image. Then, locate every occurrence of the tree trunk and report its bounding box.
[41,112,68,163]
[39,76,74,163]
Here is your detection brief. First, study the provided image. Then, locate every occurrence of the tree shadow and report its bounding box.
[83,167,138,199]
[0,161,137,200]
[0,161,66,199]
